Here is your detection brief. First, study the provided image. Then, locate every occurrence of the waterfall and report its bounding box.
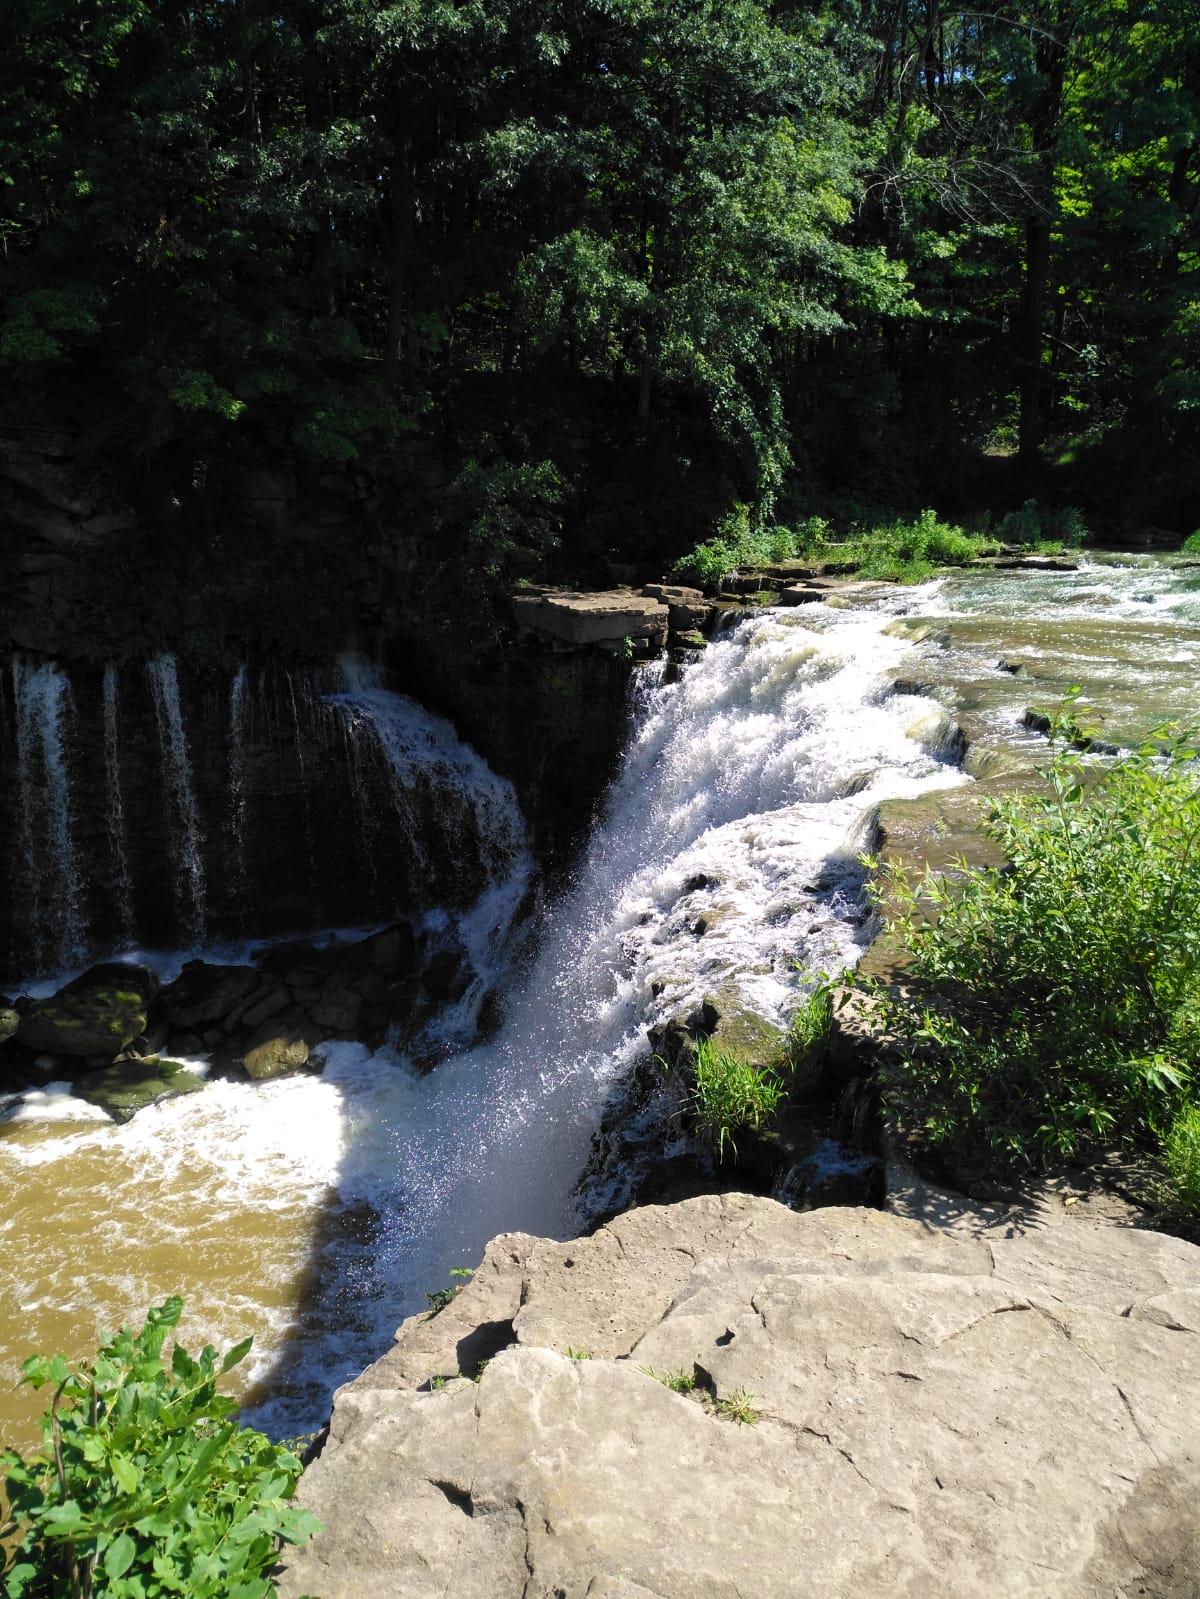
[146,653,207,944]
[238,593,973,1432]
[10,659,87,973]
[102,664,135,948]
[226,664,250,912]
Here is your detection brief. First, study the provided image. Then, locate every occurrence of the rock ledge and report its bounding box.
[279,1193,1200,1598]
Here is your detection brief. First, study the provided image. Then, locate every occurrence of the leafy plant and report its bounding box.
[0,1298,319,1599]
[1163,1104,1200,1216]
[425,1267,474,1317]
[563,1348,591,1362]
[686,1037,787,1162]
[861,700,1200,1180]
[996,500,1089,549]
[1182,530,1200,555]
[713,1389,763,1425]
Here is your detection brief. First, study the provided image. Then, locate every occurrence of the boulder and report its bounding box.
[158,962,260,1031]
[0,1005,17,1047]
[239,1016,321,1080]
[279,1193,1200,1599]
[74,1057,205,1123]
[17,964,156,1060]
[512,588,669,648]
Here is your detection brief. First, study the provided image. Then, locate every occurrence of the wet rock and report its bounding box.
[278,1194,1200,1599]
[74,1057,205,1122]
[1022,706,1052,734]
[237,985,290,1031]
[240,1020,319,1080]
[159,962,260,1031]
[17,964,156,1060]
[0,1005,17,1047]
[311,987,363,1035]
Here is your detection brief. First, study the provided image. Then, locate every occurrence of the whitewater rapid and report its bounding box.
[2,588,977,1437]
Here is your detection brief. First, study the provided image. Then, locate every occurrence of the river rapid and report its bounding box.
[2,553,1197,1445]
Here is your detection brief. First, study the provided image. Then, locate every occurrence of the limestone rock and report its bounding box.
[513,588,669,648]
[17,964,156,1060]
[279,1193,1200,1599]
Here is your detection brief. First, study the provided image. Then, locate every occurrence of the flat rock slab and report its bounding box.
[513,588,669,646]
[279,1194,1200,1599]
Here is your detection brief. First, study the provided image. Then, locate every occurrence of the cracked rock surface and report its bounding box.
[277,1194,1200,1598]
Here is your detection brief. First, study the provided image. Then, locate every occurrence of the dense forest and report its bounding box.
[2,0,1198,580]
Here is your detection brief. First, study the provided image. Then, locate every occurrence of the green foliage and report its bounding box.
[713,1389,763,1425]
[0,1298,319,1599]
[563,1348,590,1363]
[863,701,1200,1177]
[996,502,1090,549]
[785,985,833,1078]
[446,453,567,585]
[686,1037,787,1162]
[1182,531,1200,555]
[638,1366,697,1394]
[670,505,798,587]
[424,1267,474,1317]
[1163,1104,1200,1216]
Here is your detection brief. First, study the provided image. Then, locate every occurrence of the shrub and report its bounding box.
[1164,1104,1200,1215]
[996,499,1090,548]
[687,1037,787,1161]
[861,702,1200,1178]
[1182,529,1200,554]
[0,1298,319,1599]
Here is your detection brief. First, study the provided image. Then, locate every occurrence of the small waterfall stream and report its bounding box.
[102,664,135,948]
[10,659,86,972]
[146,653,208,944]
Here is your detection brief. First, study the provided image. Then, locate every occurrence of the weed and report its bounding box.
[688,1037,786,1161]
[425,1266,474,1317]
[564,1347,591,1362]
[638,1365,697,1393]
[1163,1104,1200,1215]
[785,984,833,1076]
[472,1359,491,1384]
[714,1388,763,1425]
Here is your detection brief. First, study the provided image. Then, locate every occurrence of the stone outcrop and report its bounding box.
[512,587,670,651]
[279,1192,1200,1599]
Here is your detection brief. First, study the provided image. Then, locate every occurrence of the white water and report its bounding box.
[10,658,86,972]
[102,663,135,948]
[146,653,207,943]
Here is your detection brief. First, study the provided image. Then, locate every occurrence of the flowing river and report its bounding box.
[2,553,1198,1444]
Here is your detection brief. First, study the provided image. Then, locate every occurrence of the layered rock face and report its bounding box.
[279,1193,1200,1599]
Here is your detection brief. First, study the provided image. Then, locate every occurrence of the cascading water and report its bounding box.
[146,653,208,944]
[10,658,86,972]
[102,663,135,948]
[226,663,250,911]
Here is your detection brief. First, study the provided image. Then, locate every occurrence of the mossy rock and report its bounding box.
[703,986,784,1071]
[74,1058,204,1123]
[17,964,156,1060]
[0,1007,18,1048]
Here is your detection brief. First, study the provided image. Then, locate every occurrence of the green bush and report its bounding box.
[686,1037,786,1161]
[996,499,1090,548]
[1182,529,1200,554]
[1164,1104,1200,1215]
[862,703,1200,1180]
[0,1299,319,1598]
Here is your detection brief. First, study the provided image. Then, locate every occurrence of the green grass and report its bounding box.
[639,1365,697,1393]
[861,700,1200,1194]
[671,507,1000,589]
[785,984,833,1076]
[1164,1104,1200,1215]
[713,1388,763,1425]
[687,1037,787,1162]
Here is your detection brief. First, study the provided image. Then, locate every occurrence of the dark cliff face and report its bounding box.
[0,415,638,984]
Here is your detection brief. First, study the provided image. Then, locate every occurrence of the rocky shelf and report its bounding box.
[278,1189,1200,1599]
